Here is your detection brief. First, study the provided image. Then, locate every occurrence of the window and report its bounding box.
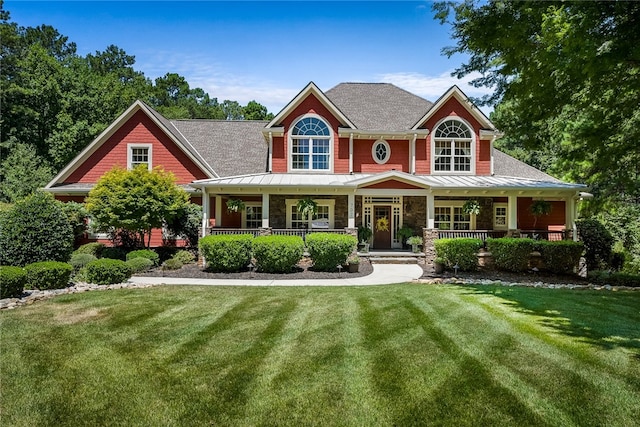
[286,199,335,229]
[128,144,152,170]
[435,205,472,230]
[290,116,331,171]
[494,203,508,229]
[372,139,390,164]
[433,119,473,173]
[244,204,262,229]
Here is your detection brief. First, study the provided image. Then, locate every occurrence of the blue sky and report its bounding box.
[6,1,492,114]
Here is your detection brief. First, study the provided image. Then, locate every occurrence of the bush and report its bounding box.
[101,247,127,261]
[126,257,154,273]
[434,238,483,271]
[306,233,357,272]
[588,270,640,287]
[162,258,183,270]
[0,191,74,266]
[199,234,253,272]
[536,240,584,274]
[126,249,160,266]
[486,238,536,272]
[576,218,614,271]
[0,266,26,299]
[24,261,73,290]
[155,246,179,263]
[253,235,304,273]
[84,259,132,285]
[73,242,105,257]
[173,250,195,264]
[70,253,98,273]
[165,202,202,248]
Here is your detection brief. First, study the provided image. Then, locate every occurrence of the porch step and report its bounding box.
[360,251,424,265]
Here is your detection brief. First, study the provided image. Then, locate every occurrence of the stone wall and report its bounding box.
[268,195,349,228]
[422,228,439,265]
[403,196,426,234]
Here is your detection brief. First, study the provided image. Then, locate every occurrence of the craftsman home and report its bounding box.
[45,82,588,252]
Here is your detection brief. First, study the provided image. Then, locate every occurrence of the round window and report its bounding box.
[372,140,390,164]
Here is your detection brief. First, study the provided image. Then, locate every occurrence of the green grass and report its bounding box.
[1,284,639,426]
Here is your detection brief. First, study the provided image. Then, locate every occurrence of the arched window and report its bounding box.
[290,116,332,171]
[433,118,473,172]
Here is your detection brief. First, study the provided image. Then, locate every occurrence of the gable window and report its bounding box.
[128,144,152,170]
[290,116,332,171]
[433,119,473,173]
[286,199,335,229]
[372,139,391,164]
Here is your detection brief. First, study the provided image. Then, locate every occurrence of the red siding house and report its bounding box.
[45,82,588,254]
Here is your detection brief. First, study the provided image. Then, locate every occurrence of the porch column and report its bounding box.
[201,188,209,237]
[215,195,222,228]
[349,133,354,174]
[262,193,270,228]
[565,196,577,241]
[426,192,435,229]
[508,195,518,232]
[348,193,355,228]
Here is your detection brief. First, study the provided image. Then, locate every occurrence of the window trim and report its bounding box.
[242,203,263,229]
[493,203,508,230]
[127,143,152,170]
[430,117,475,175]
[288,114,333,173]
[371,139,391,164]
[434,201,476,230]
[285,199,335,229]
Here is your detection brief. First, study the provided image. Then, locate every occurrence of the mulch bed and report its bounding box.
[422,269,589,285]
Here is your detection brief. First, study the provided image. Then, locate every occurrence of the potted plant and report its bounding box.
[346,255,360,273]
[357,224,372,252]
[462,199,481,216]
[434,257,445,274]
[397,225,414,248]
[226,198,245,213]
[296,197,317,223]
[407,235,423,253]
[530,200,552,228]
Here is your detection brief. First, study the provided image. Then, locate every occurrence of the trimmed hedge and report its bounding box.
[24,261,73,290]
[126,249,160,266]
[199,234,253,272]
[173,250,196,265]
[84,259,132,285]
[73,242,105,257]
[434,238,483,271]
[536,240,584,274]
[0,266,26,298]
[253,235,304,273]
[126,257,154,274]
[162,258,183,270]
[70,253,98,272]
[576,218,614,270]
[588,270,640,287]
[101,247,127,261]
[306,233,357,272]
[487,238,537,272]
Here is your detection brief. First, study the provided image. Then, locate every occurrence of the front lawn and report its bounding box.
[1,284,639,426]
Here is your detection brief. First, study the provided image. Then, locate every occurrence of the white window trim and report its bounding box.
[285,199,335,229]
[371,139,391,164]
[127,143,152,170]
[493,202,508,230]
[242,202,263,229]
[430,117,476,175]
[87,217,109,240]
[434,201,477,230]
[288,114,334,173]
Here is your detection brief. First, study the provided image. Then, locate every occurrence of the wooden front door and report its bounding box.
[373,206,392,249]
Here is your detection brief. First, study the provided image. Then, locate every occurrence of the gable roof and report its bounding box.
[326,83,433,131]
[492,149,561,182]
[412,85,495,130]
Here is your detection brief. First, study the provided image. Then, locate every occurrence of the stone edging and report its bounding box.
[415,277,640,291]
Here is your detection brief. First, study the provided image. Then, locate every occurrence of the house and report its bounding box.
[45,81,588,258]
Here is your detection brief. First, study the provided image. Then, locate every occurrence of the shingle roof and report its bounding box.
[492,149,562,182]
[170,120,268,178]
[325,83,433,131]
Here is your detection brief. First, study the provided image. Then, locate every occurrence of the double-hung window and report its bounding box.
[435,205,473,230]
[290,116,331,171]
[128,144,152,170]
[433,119,473,173]
[244,204,263,229]
[286,199,335,229]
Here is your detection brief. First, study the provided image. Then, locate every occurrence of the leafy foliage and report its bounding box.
[24,261,73,290]
[536,241,584,275]
[588,270,640,288]
[161,258,183,270]
[486,238,536,273]
[84,259,132,285]
[126,249,160,266]
[0,191,73,266]
[434,238,483,271]
[59,201,89,242]
[305,233,357,272]
[0,266,26,299]
[126,257,154,274]
[73,242,105,258]
[69,253,97,273]
[253,235,304,273]
[172,250,195,265]
[576,218,614,271]
[199,234,253,273]
[165,202,202,248]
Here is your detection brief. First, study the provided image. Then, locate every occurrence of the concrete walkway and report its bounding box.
[129,263,424,287]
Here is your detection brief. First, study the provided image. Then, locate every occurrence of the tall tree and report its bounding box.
[434,1,640,203]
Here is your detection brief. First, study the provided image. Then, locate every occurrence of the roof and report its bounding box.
[492,149,561,182]
[325,83,433,131]
[170,119,269,177]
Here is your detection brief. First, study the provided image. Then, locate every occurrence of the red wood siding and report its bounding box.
[517,198,566,229]
[354,139,410,173]
[362,179,423,190]
[414,137,429,174]
[65,110,209,184]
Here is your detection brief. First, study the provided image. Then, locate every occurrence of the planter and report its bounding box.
[434,262,444,274]
[347,263,359,273]
[360,242,370,253]
[411,244,420,253]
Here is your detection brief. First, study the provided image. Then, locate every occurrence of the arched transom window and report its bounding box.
[433,119,473,172]
[290,116,331,171]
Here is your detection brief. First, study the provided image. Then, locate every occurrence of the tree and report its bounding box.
[85,165,190,248]
[0,142,53,202]
[243,100,274,120]
[434,1,640,203]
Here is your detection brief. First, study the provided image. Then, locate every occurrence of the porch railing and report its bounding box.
[207,228,347,239]
[436,229,570,241]
[208,228,261,237]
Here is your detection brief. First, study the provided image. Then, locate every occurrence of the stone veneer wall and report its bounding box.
[475,197,494,230]
[422,228,439,265]
[403,196,426,234]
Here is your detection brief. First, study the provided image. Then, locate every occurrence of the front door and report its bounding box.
[373,206,392,249]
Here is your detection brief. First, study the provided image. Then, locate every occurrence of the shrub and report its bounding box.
[126,249,160,266]
[434,238,483,271]
[588,270,640,287]
[165,202,202,248]
[306,233,357,272]
[70,253,98,273]
[73,242,105,257]
[59,201,88,242]
[253,235,304,273]
[162,258,183,270]
[0,191,74,266]
[173,250,196,265]
[536,240,584,274]
[155,246,179,263]
[24,261,73,290]
[199,234,253,272]
[0,266,26,299]
[486,238,536,272]
[126,257,155,274]
[101,247,127,261]
[576,218,614,271]
[84,259,132,285]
